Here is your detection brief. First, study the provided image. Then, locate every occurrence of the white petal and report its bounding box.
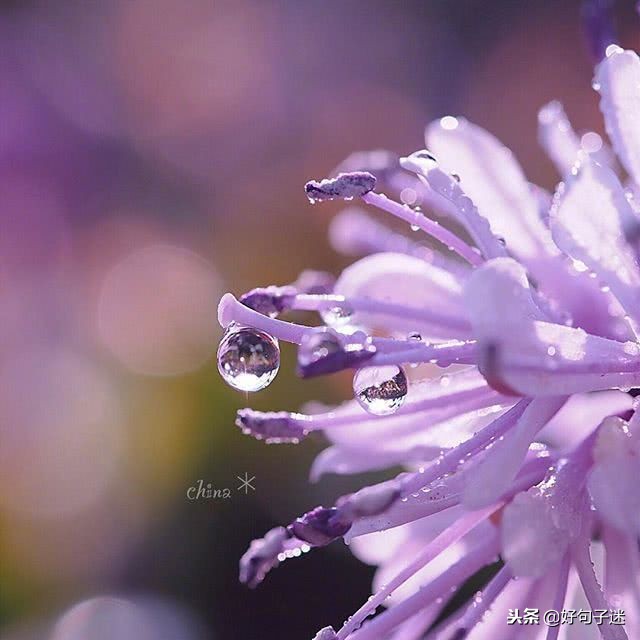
[588,416,640,534]
[538,101,582,176]
[465,258,640,396]
[501,490,570,577]
[463,397,566,509]
[426,117,555,262]
[334,252,467,337]
[550,160,640,325]
[595,47,640,186]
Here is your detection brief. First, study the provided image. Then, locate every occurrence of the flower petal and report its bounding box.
[594,47,640,186]
[538,101,614,177]
[502,456,590,578]
[550,160,640,326]
[538,101,582,176]
[539,390,633,448]
[502,490,571,578]
[462,397,566,509]
[311,403,509,480]
[426,120,626,339]
[426,117,555,262]
[333,252,467,337]
[465,575,535,640]
[466,258,640,396]
[588,416,640,535]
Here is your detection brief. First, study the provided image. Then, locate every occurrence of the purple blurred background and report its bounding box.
[0,1,638,638]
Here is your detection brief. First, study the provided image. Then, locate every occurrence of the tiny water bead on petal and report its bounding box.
[297,327,376,377]
[217,326,280,392]
[353,365,408,415]
[298,327,343,368]
[320,302,354,328]
[238,285,297,318]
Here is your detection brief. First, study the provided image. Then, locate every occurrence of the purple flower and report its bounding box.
[217,45,640,639]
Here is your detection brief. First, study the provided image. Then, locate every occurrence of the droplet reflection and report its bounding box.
[217,326,280,392]
[353,365,408,416]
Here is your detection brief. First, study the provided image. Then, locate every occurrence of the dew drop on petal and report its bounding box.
[320,303,354,328]
[217,326,280,392]
[353,365,408,416]
[440,116,459,130]
[298,327,342,367]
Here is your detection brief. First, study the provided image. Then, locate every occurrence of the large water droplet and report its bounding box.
[353,365,408,416]
[320,303,354,328]
[217,326,280,392]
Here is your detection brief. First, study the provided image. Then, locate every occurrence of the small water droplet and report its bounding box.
[353,365,408,416]
[320,303,354,328]
[440,116,459,131]
[298,327,342,367]
[217,326,280,392]
[410,223,420,232]
[408,332,422,342]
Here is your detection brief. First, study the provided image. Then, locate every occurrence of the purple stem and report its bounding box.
[434,563,513,639]
[571,534,629,640]
[295,385,504,431]
[336,506,501,640]
[218,293,311,344]
[398,400,530,497]
[292,293,471,335]
[361,192,483,266]
[369,340,477,367]
[546,554,571,640]
[345,535,500,640]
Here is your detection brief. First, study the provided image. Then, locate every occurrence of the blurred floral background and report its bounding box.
[0,1,638,638]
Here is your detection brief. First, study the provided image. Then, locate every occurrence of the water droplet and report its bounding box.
[400,187,417,205]
[451,172,461,183]
[410,223,420,232]
[217,326,280,392]
[298,327,342,367]
[320,303,354,328]
[353,365,408,416]
[440,116,459,130]
[407,332,422,342]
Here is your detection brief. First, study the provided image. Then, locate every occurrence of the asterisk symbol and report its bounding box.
[236,472,256,494]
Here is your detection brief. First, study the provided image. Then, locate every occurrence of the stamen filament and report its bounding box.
[368,340,477,367]
[545,554,571,640]
[432,563,513,640]
[293,385,503,431]
[218,293,311,344]
[571,535,629,640]
[398,400,530,497]
[345,536,500,640]
[292,294,471,334]
[361,192,484,267]
[337,506,502,640]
